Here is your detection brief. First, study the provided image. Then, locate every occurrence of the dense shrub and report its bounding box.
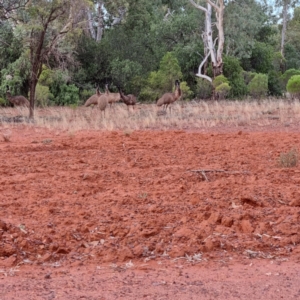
[35,84,53,107]
[286,75,300,98]
[0,97,6,106]
[212,75,229,88]
[268,70,282,96]
[196,78,212,99]
[242,71,256,85]
[223,56,247,98]
[53,84,80,106]
[215,83,231,99]
[280,69,300,91]
[213,75,231,99]
[248,73,268,98]
[250,42,274,74]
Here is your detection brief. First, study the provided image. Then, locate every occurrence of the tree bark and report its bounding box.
[189,0,224,81]
[96,1,104,42]
[281,0,288,58]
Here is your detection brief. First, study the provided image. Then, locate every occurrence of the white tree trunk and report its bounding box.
[189,0,224,81]
[96,1,104,42]
[87,8,96,40]
[281,0,288,58]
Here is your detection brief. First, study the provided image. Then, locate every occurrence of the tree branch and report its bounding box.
[207,0,219,12]
[188,0,207,12]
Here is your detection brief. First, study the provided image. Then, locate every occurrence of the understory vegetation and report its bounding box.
[1,1,300,109]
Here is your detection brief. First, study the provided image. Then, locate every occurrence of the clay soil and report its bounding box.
[1,124,300,299]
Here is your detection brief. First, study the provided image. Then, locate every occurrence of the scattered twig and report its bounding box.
[188,169,250,181]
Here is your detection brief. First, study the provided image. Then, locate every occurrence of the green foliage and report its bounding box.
[35,84,53,107]
[215,83,231,99]
[212,75,229,88]
[0,52,30,96]
[140,52,184,102]
[0,97,6,107]
[39,66,54,86]
[138,87,158,103]
[53,84,80,106]
[250,42,274,74]
[213,75,231,99]
[80,89,95,103]
[223,56,248,98]
[268,70,283,96]
[280,69,300,91]
[284,44,300,70]
[286,75,300,97]
[0,22,23,70]
[224,0,273,59]
[248,73,268,98]
[179,81,193,101]
[196,78,212,99]
[242,71,256,85]
[110,58,142,91]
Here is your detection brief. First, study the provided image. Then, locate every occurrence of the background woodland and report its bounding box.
[1,0,300,113]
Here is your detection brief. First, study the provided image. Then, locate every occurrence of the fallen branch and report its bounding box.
[188,169,250,181]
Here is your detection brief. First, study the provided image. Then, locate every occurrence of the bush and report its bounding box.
[250,42,273,74]
[138,87,158,102]
[286,75,300,98]
[278,148,298,168]
[53,84,80,106]
[223,56,248,98]
[268,70,282,97]
[213,75,231,99]
[35,84,53,107]
[80,88,95,105]
[248,73,268,98]
[0,97,6,106]
[280,69,300,91]
[242,71,256,85]
[215,83,231,99]
[196,78,212,99]
[212,75,229,88]
[178,81,193,101]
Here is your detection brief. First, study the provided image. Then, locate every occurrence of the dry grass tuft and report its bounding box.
[1,98,300,132]
[278,148,299,168]
[2,129,12,142]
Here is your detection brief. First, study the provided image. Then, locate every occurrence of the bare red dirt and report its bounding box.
[1,125,300,299]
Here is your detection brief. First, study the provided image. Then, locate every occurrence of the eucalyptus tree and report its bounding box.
[224,0,274,59]
[0,0,30,23]
[1,0,89,118]
[275,0,300,58]
[189,0,225,82]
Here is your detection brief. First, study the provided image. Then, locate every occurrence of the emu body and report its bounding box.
[84,88,102,107]
[6,86,29,108]
[105,85,121,108]
[156,80,181,111]
[118,87,137,109]
[97,87,108,116]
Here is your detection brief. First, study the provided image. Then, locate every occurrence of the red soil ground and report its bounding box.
[0,125,300,299]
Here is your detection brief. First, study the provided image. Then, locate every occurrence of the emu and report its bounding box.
[105,84,121,108]
[156,80,181,111]
[6,86,30,107]
[97,85,108,117]
[84,87,103,107]
[118,86,137,110]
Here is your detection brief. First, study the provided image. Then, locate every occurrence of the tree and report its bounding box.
[275,0,300,58]
[189,0,225,82]
[224,0,275,59]
[2,0,88,118]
